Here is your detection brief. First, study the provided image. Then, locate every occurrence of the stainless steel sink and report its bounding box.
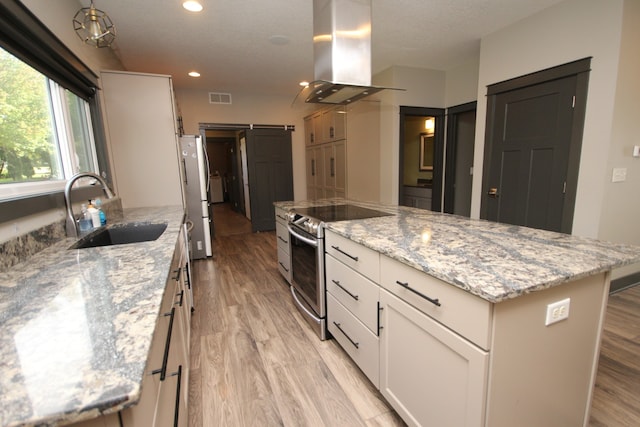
[69,222,168,249]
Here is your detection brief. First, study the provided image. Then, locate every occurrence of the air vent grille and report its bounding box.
[209,92,232,104]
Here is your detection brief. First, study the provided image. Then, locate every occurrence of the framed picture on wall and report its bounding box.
[419,133,434,171]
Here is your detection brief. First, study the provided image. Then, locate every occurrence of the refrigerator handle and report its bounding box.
[181,158,188,185]
[202,139,211,193]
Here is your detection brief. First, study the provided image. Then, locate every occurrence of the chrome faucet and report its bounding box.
[65,172,115,238]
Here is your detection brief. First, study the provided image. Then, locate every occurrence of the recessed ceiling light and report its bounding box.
[299,81,309,87]
[188,71,201,77]
[183,1,203,12]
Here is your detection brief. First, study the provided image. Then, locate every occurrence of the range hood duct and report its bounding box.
[305,0,401,105]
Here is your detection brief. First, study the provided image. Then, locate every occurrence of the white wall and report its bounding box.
[174,89,312,201]
[374,66,447,203]
[597,0,640,279]
[472,0,624,239]
[472,0,640,279]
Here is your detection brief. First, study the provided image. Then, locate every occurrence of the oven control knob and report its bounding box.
[307,220,319,234]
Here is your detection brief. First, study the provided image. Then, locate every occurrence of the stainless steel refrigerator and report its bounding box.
[180,135,213,259]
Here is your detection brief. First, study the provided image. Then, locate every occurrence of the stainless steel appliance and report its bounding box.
[180,135,213,259]
[286,204,393,340]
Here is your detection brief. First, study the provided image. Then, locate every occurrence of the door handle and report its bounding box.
[488,187,499,198]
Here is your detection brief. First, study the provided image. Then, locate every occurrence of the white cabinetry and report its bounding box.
[321,107,346,142]
[275,206,292,283]
[100,71,183,209]
[304,101,381,201]
[325,232,381,386]
[325,228,609,427]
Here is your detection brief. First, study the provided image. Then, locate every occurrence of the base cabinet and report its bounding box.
[73,229,190,427]
[275,207,292,283]
[379,289,488,427]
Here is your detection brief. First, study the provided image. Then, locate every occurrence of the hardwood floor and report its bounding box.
[589,285,640,426]
[189,204,404,426]
[188,204,640,426]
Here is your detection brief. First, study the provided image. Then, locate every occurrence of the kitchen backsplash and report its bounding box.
[0,198,123,272]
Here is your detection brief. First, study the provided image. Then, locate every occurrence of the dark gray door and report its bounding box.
[444,102,476,217]
[245,129,293,232]
[482,76,578,233]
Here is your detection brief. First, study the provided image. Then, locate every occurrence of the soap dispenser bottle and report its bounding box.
[87,200,100,228]
[94,198,107,226]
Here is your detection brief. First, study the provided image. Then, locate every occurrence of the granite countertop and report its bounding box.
[0,206,185,427]
[276,199,640,303]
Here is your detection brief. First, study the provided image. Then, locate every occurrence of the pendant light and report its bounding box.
[73,1,116,48]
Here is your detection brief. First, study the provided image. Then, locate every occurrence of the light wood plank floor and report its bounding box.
[188,204,640,426]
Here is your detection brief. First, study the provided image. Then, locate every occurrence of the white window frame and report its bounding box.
[0,79,99,200]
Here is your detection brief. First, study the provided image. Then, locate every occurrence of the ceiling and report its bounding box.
[89,0,565,97]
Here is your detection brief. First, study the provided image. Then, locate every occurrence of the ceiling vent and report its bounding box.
[209,92,232,105]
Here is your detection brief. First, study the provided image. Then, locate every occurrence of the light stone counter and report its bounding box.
[276,199,640,302]
[0,206,184,427]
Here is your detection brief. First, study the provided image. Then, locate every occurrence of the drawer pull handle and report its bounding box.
[395,280,441,307]
[176,290,184,307]
[152,307,175,381]
[332,279,359,300]
[277,235,288,244]
[278,261,289,272]
[172,365,182,427]
[333,321,359,349]
[172,268,181,281]
[331,245,359,262]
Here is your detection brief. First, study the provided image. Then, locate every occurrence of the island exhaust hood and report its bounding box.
[304,0,402,105]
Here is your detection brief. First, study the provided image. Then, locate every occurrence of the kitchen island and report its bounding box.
[275,199,640,427]
[0,206,189,427]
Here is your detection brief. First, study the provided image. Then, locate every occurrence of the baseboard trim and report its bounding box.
[610,272,640,294]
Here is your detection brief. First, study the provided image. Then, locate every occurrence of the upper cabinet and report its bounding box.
[321,107,346,142]
[304,101,381,201]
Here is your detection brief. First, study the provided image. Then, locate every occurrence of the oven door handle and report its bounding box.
[287,224,318,247]
[290,286,322,323]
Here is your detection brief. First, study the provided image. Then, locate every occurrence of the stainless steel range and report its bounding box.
[286,204,393,339]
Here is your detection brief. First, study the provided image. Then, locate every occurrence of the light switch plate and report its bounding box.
[612,168,627,183]
[633,145,640,157]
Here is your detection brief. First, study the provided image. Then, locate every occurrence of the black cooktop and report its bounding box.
[294,204,393,223]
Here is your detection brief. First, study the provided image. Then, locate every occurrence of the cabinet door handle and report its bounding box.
[184,265,191,290]
[330,157,335,177]
[171,365,182,427]
[330,126,334,138]
[332,279,358,300]
[278,261,289,272]
[377,302,383,336]
[395,280,441,306]
[311,159,315,176]
[172,268,181,281]
[331,245,359,261]
[333,321,359,349]
[277,235,288,244]
[152,307,175,381]
[310,132,314,144]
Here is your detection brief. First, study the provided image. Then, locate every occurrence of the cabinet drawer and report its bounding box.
[326,254,379,333]
[277,246,291,283]
[275,207,288,225]
[327,293,379,388]
[380,255,492,350]
[325,230,379,282]
[275,222,290,253]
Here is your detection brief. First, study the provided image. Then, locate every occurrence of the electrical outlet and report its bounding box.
[545,298,570,326]
[197,241,203,250]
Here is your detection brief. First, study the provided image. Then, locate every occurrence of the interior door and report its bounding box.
[482,76,578,233]
[245,128,293,232]
[444,102,476,217]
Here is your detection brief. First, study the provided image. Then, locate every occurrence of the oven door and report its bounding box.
[287,224,325,320]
